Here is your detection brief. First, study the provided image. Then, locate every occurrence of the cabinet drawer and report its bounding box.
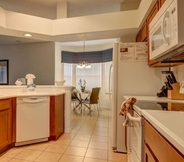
[144,120,184,162]
[0,99,11,111]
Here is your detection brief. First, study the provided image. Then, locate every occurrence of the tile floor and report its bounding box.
[0,106,127,162]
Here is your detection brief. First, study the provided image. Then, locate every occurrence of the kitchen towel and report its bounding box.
[119,97,136,116]
[119,97,136,126]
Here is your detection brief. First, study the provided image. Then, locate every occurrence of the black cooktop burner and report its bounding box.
[134,101,184,111]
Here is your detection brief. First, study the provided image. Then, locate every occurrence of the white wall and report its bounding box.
[0,42,55,85]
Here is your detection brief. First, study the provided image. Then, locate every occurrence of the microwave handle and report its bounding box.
[161,11,170,44]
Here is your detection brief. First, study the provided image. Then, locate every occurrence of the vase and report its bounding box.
[81,87,85,92]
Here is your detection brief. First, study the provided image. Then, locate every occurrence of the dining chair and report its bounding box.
[71,87,81,111]
[82,87,101,114]
[96,87,101,111]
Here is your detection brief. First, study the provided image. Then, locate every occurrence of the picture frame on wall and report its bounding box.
[0,60,9,85]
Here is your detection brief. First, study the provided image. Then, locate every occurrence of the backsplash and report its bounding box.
[172,64,184,83]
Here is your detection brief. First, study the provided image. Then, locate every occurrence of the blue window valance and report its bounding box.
[61,48,112,63]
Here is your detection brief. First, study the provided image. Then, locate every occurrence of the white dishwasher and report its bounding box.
[16,96,50,146]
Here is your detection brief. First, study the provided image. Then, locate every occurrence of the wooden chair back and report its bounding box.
[90,87,101,104]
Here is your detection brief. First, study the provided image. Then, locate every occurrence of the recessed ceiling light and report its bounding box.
[24,33,32,37]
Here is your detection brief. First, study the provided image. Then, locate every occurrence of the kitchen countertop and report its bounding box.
[0,85,71,100]
[0,91,66,99]
[142,110,184,155]
[124,95,184,103]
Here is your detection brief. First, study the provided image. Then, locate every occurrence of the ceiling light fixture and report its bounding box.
[77,37,92,69]
[24,33,32,37]
[77,61,91,69]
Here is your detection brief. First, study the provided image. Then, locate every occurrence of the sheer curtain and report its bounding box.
[104,61,112,93]
[76,63,101,90]
[64,63,72,85]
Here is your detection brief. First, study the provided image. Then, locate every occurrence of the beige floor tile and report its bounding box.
[86,148,107,160]
[35,152,62,162]
[14,149,41,161]
[58,154,84,162]
[59,133,76,140]
[74,134,91,141]
[9,159,31,162]
[70,128,80,133]
[78,129,93,134]
[108,151,127,162]
[51,138,72,145]
[70,139,89,148]
[79,127,94,131]
[0,156,11,162]
[2,147,25,158]
[25,142,50,151]
[91,135,108,143]
[84,157,107,162]
[45,143,67,154]
[92,130,108,137]
[89,141,107,150]
[64,146,87,157]
[94,127,108,131]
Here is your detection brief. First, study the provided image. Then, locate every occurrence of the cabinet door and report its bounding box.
[140,23,147,42]
[50,94,65,140]
[144,144,158,162]
[159,0,166,8]
[144,120,184,162]
[0,99,11,152]
[55,94,64,138]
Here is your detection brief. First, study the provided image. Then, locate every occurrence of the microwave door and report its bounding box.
[150,11,170,60]
[151,25,165,55]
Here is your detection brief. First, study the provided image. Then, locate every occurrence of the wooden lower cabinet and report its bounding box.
[50,94,65,140]
[0,98,12,153]
[144,144,158,162]
[144,120,184,162]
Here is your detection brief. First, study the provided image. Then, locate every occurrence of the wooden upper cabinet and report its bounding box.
[147,1,159,25]
[141,23,147,42]
[0,99,12,153]
[136,22,147,42]
[136,32,141,42]
[159,0,166,8]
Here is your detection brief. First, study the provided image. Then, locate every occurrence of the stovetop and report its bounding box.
[133,100,184,115]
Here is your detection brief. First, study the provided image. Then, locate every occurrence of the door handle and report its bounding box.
[161,11,170,44]
[127,113,141,122]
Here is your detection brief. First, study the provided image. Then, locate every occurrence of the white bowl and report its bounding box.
[55,80,66,86]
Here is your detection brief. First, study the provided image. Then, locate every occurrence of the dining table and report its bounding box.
[73,90,90,114]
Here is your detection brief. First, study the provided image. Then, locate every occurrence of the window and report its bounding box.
[76,63,101,90]
[64,62,112,93]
